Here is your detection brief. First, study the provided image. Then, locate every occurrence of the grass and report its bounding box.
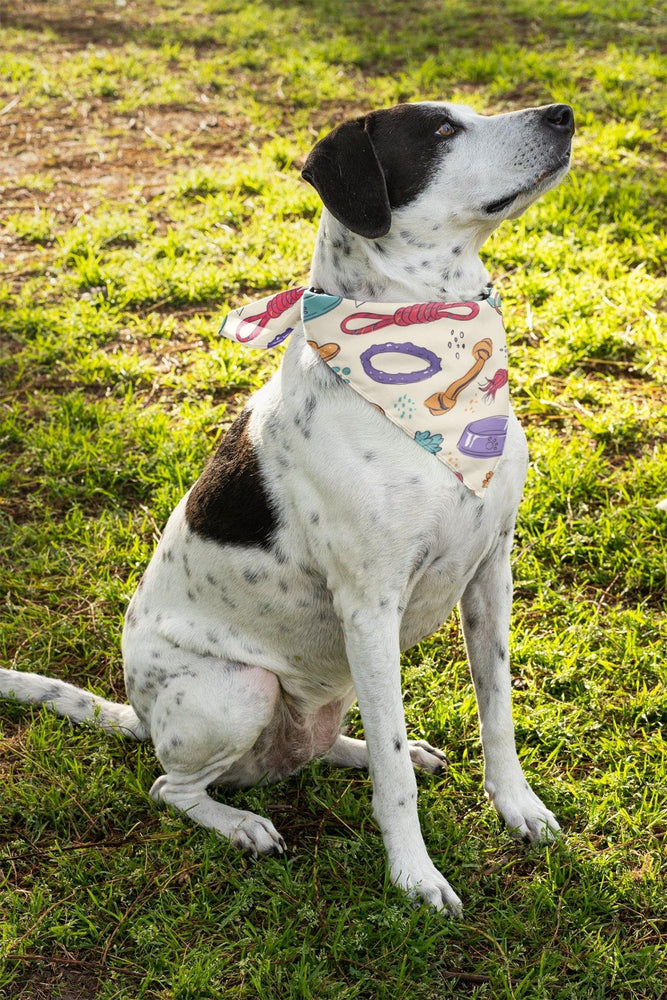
[0,0,665,997]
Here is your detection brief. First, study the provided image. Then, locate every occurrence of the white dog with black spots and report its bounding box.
[0,99,575,914]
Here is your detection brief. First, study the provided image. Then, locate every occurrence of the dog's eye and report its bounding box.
[436,122,455,137]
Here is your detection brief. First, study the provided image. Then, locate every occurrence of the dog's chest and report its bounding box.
[257,348,527,655]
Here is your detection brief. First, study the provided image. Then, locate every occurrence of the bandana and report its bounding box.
[220,287,509,497]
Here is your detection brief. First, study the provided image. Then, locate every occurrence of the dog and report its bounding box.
[0,100,575,914]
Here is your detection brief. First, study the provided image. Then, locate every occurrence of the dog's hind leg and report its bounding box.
[323,734,448,774]
[147,658,286,856]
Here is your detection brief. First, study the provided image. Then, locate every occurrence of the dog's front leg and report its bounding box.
[338,596,462,914]
[460,543,560,842]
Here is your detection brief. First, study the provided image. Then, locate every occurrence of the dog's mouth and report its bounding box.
[484,193,520,215]
[483,150,572,216]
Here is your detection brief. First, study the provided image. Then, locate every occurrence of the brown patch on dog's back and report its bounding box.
[185,409,277,548]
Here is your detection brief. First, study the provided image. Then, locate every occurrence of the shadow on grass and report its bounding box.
[1,0,660,57]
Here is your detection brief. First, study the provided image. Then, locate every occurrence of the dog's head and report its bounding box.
[302,102,574,240]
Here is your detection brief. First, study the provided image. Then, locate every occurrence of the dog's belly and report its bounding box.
[213,693,351,787]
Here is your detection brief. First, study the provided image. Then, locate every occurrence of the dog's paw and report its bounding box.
[228,811,287,858]
[150,776,286,857]
[408,739,448,774]
[392,861,463,915]
[486,780,560,843]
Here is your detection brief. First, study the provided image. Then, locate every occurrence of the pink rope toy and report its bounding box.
[235,287,306,342]
[340,301,480,336]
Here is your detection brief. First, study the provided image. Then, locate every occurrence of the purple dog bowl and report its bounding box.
[457,416,508,458]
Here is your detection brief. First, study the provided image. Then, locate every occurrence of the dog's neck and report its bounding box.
[309,209,493,304]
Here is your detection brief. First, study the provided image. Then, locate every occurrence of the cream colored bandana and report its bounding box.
[220,287,510,497]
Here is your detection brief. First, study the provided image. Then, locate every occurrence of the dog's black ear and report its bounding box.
[301,119,391,239]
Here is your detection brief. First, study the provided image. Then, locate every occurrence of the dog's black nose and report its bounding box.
[543,104,575,135]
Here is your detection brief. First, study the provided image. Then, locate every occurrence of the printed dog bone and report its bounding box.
[423,337,493,415]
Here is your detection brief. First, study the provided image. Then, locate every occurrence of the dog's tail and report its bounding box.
[0,668,149,740]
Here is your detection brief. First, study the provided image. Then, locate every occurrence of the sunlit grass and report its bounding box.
[0,1,665,998]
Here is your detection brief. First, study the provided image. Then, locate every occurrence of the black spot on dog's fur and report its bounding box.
[294,394,317,440]
[186,408,278,549]
[220,590,238,610]
[304,393,317,417]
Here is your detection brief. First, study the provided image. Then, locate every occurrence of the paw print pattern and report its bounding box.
[447,328,467,360]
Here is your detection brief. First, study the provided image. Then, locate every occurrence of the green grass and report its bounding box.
[0,1,665,997]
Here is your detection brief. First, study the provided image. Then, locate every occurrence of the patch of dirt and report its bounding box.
[8,960,106,1000]
[1,0,184,49]
[0,90,255,292]
[0,4,261,256]
[0,99,253,212]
